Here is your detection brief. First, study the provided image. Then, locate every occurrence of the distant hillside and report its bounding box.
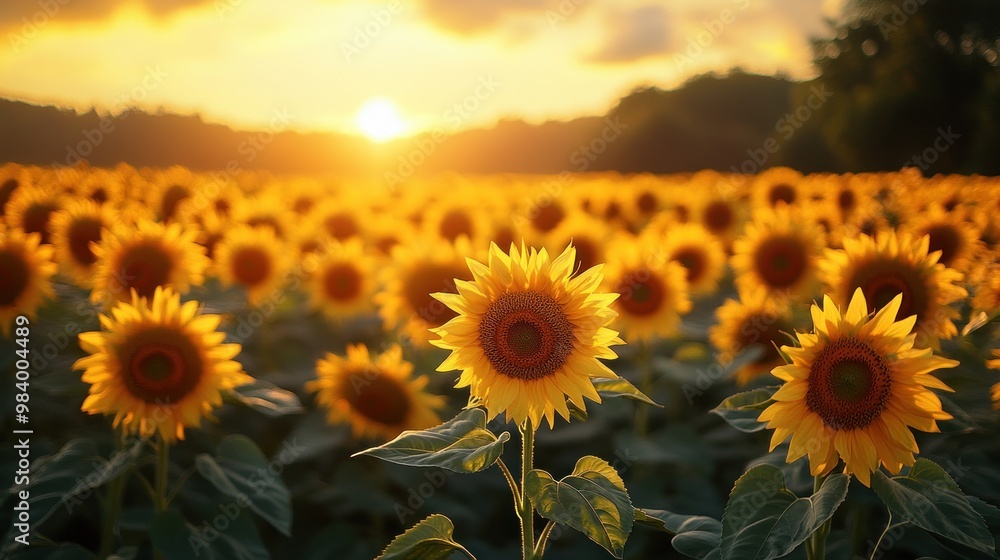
[1,72,844,175]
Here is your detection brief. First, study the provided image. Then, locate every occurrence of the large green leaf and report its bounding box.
[226,379,304,417]
[871,459,996,555]
[152,507,269,560]
[195,435,293,536]
[377,514,471,560]
[592,377,661,407]
[151,510,216,560]
[353,408,510,474]
[710,387,779,433]
[719,464,848,560]
[635,508,722,559]
[525,456,634,558]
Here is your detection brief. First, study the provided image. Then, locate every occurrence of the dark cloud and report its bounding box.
[0,0,212,31]
[417,0,557,36]
[587,5,671,64]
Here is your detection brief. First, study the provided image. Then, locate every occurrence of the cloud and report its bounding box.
[0,0,212,31]
[416,0,557,36]
[587,4,671,64]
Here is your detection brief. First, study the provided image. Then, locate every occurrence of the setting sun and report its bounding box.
[356,97,407,142]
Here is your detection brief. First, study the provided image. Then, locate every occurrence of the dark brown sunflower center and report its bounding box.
[292,197,314,215]
[768,183,796,206]
[0,251,29,306]
[531,204,565,233]
[616,269,665,316]
[675,204,690,223]
[637,191,657,214]
[736,315,791,366]
[573,238,599,273]
[90,187,109,205]
[23,202,57,244]
[439,209,474,241]
[121,328,203,403]
[119,243,174,299]
[925,225,961,267]
[324,213,359,241]
[68,217,102,266]
[0,178,18,212]
[404,264,468,327]
[704,201,734,233]
[673,247,707,285]
[492,227,515,251]
[849,258,928,324]
[479,291,574,380]
[214,198,231,216]
[323,263,362,300]
[344,368,411,425]
[837,189,856,212]
[754,236,807,288]
[232,247,271,286]
[160,185,190,221]
[805,337,893,430]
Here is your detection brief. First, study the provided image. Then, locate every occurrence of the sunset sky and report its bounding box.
[0,0,846,138]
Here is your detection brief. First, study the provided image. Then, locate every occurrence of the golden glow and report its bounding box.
[356,97,407,142]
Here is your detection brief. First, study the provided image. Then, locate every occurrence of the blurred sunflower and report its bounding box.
[0,226,56,336]
[905,204,985,276]
[307,238,375,318]
[317,203,364,242]
[732,206,825,301]
[546,212,608,275]
[307,344,443,440]
[431,243,622,427]
[971,267,1000,314]
[709,287,794,385]
[759,289,957,486]
[424,202,490,245]
[214,225,289,306]
[154,181,193,223]
[0,166,24,217]
[657,223,726,296]
[752,167,803,208]
[696,192,745,248]
[75,286,251,442]
[92,220,209,307]
[233,194,291,239]
[50,199,111,287]
[819,231,967,348]
[603,237,692,341]
[4,185,62,244]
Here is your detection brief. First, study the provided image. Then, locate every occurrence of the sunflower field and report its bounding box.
[1,163,999,560]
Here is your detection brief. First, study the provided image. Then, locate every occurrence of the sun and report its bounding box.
[356,97,407,142]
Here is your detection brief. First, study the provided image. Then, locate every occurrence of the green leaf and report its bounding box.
[635,508,722,559]
[195,435,293,536]
[376,514,471,560]
[525,456,634,558]
[151,510,216,560]
[227,379,304,417]
[567,399,589,422]
[592,377,661,407]
[353,408,510,474]
[711,387,779,433]
[871,459,996,555]
[719,464,848,560]
[151,503,270,560]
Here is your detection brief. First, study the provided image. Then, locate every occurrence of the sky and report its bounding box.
[0,0,847,138]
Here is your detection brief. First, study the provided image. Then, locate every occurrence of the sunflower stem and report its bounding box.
[519,420,536,560]
[497,458,520,503]
[154,436,170,513]
[99,432,128,558]
[635,340,653,436]
[869,513,896,560]
[533,520,556,558]
[806,473,831,560]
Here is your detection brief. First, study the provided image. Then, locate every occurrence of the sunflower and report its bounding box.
[91,220,210,307]
[971,267,1000,314]
[75,287,251,442]
[316,202,364,242]
[0,226,56,336]
[4,185,62,244]
[50,199,111,287]
[656,223,727,296]
[214,225,289,306]
[759,289,957,486]
[545,212,608,275]
[232,194,291,240]
[307,344,444,440]
[0,167,24,217]
[376,237,477,347]
[904,204,985,276]
[431,243,623,428]
[696,192,746,249]
[731,206,825,301]
[307,238,375,318]
[752,167,803,209]
[819,231,967,348]
[710,288,794,385]
[599,237,692,341]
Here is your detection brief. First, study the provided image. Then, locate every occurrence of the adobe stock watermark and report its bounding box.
[672,0,751,71]
[546,0,589,28]
[341,1,403,63]
[730,84,833,175]
[569,116,628,172]
[901,126,960,172]
[55,65,170,167]
[7,0,71,53]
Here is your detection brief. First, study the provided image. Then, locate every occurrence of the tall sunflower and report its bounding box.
[0,226,56,336]
[731,206,825,301]
[905,204,985,276]
[213,225,289,306]
[656,223,726,296]
[759,289,957,486]
[50,199,111,287]
[4,185,62,245]
[819,231,967,348]
[307,344,444,440]
[431,243,623,428]
[709,287,794,385]
[307,238,375,319]
[74,287,252,442]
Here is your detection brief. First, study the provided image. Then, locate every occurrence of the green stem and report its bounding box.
[519,420,536,560]
[870,513,894,560]
[533,521,556,558]
[806,474,831,560]
[99,434,127,558]
[154,436,170,513]
[635,341,653,436]
[497,458,520,503]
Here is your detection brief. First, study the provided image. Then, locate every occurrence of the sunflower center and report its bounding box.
[68,217,102,266]
[119,243,174,299]
[768,184,796,206]
[160,185,190,221]
[344,368,411,426]
[754,236,807,288]
[324,213,359,241]
[703,201,734,233]
[439,209,474,241]
[925,225,961,267]
[531,204,565,233]
[616,269,665,316]
[806,337,893,430]
[323,263,362,301]
[404,264,467,327]
[121,329,203,403]
[850,258,928,324]
[573,237,599,273]
[480,291,574,380]
[0,251,29,306]
[23,202,57,244]
[837,189,856,212]
[90,187,109,205]
[674,247,706,285]
[232,247,272,287]
[637,191,657,214]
